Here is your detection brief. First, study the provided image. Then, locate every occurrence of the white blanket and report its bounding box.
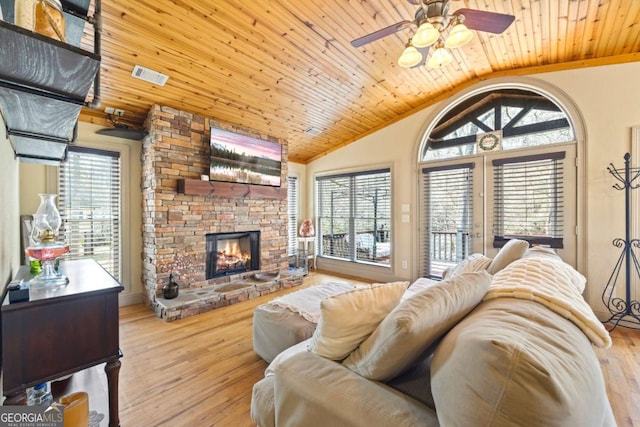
[270,283,354,323]
[484,255,611,348]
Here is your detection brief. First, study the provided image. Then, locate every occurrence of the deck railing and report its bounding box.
[429,230,471,276]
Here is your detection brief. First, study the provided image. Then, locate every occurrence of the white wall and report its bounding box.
[306,61,640,317]
[19,122,144,305]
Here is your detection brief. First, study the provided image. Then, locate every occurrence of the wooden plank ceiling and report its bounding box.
[78,0,640,163]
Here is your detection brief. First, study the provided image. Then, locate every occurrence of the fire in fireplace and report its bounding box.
[206,231,260,279]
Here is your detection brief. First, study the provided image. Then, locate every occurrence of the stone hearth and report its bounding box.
[155,270,304,322]
[141,105,292,319]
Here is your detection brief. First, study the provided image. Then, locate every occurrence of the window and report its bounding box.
[423,88,574,161]
[419,85,578,276]
[422,164,474,277]
[287,175,298,255]
[317,169,391,266]
[492,152,565,248]
[58,146,121,279]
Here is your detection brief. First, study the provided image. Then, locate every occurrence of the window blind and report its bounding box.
[422,163,474,277]
[287,175,298,255]
[58,147,122,279]
[492,152,565,248]
[317,169,391,265]
[353,172,391,263]
[317,175,352,260]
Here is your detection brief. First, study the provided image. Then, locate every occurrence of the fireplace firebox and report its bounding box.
[206,231,260,279]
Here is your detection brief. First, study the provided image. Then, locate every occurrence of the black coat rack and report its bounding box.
[602,153,640,330]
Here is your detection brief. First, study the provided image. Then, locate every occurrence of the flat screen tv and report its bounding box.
[209,127,282,187]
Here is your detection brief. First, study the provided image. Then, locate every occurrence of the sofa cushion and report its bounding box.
[251,376,276,427]
[401,277,439,302]
[431,298,616,427]
[385,352,436,410]
[486,238,529,274]
[265,338,312,377]
[443,253,492,279]
[307,281,408,360]
[342,271,491,381]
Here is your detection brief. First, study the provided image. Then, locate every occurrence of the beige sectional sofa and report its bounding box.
[251,244,616,427]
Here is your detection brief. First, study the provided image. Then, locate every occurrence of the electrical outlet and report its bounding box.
[401,260,408,269]
[104,107,115,114]
[114,109,125,117]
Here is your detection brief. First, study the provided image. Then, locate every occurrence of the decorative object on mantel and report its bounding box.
[602,153,640,330]
[24,194,70,287]
[163,273,179,299]
[299,219,315,237]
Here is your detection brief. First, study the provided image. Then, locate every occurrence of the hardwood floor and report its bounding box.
[118,271,640,427]
[117,271,371,426]
[595,326,640,427]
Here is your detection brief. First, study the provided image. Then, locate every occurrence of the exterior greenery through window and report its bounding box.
[317,169,391,266]
[58,147,121,280]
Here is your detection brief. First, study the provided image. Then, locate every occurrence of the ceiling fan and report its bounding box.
[96,114,148,140]
[351,0,515,69]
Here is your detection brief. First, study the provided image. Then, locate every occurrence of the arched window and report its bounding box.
[422,88,574,161]
[419,85,579,278]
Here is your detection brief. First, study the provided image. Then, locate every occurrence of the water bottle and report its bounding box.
[26,382,53,407]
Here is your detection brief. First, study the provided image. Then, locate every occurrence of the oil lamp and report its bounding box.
[24,194,69,287]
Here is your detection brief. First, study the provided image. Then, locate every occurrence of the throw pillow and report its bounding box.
[307,281,409,360]
[486,238,529,274]
[443,253,492,279]
[342,271,492,381]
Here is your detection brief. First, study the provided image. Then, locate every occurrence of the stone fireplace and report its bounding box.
[206,231,260,278]
[141,105,301,320]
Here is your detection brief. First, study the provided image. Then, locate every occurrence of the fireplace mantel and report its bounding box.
[177,178,286,200]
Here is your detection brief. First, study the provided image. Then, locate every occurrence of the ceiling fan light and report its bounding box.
[398,45,422,68]
[428,45,453,68]
[412,22,439,47]
[445,23,473,49]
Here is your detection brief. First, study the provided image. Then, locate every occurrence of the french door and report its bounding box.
[421,143,576,278]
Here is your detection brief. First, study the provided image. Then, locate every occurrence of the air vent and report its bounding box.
[131,65,169,86]
[303,127,322,136]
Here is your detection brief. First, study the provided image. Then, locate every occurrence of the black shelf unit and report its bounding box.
[0,0,100,164]
[601,153,640,330]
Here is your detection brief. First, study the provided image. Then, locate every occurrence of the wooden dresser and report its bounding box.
[2,259,124,427]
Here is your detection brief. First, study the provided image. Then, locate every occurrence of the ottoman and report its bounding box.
[253,283,354,362]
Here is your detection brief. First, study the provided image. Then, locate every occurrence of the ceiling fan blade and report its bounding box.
[410,46,430,68]
[453,8,515,34]
[351,20,412,48]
